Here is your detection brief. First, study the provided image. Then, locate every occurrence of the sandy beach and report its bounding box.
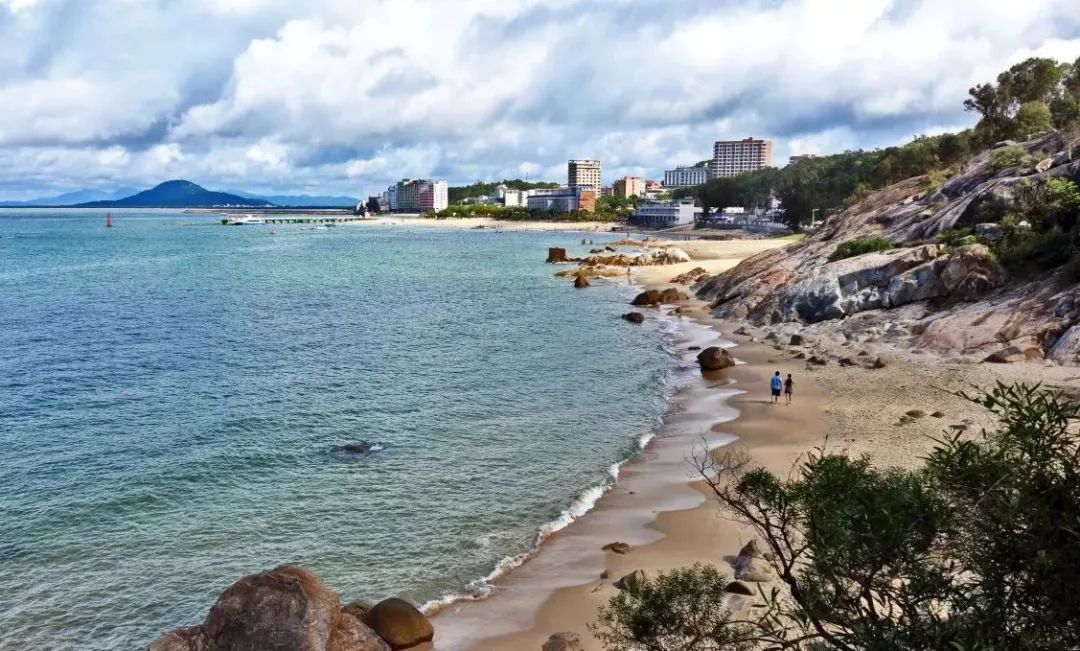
[429,235,1076,651]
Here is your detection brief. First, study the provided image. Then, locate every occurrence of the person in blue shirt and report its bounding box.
[770,371,783,405]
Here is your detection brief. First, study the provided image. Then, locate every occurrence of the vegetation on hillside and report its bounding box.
[827,236,895,262]
[594,384,1080,651]
[448,179,560,204]
[672,56,1080,231]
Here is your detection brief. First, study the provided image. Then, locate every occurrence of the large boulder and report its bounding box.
[149,627,208,651]
[362,598,433,650]
[328,613,390,651]
[542,632,584,651]
[573,275,590,289]
[547,247,569,263]
[670,266,709,285]
[630,290,662,306]
[204,565,342,651]
[622,312,645,324]
[149,566,390,651]
[733,539,773,582]
[696,347,736,371]
[659,288,689,303]
[613,570,649,595]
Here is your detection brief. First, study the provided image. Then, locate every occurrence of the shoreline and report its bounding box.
[429,238,817,650]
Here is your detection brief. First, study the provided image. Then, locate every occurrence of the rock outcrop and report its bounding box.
[581,247,692,267]
[696,347,736,371]
[573,275,590,289]
[547,247,570,263]
[147,566,407,651]
[362,599,433,651]
[694,130,1080,364]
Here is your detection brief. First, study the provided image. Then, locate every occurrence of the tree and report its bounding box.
[592,565,752,651]
[1013,101,1055,139]
[596,384,1080,651]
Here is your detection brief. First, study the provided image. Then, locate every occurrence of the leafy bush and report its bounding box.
[827,236,894,262]
[990,178,1080,273]
[987,145,1039,173]
[936,227,976,248]
[592,565,750,651]
[598,384,1080,651]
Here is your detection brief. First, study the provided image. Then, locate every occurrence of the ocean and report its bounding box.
[0,210,679,649]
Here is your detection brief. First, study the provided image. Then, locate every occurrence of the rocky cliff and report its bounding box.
[695,131,1080,365]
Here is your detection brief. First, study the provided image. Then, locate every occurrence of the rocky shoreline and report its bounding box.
[149,566,433,651]
[693,131,1080,366]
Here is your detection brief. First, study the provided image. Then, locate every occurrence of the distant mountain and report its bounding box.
[75,180,275,208]
[227,190,358,207]
[0,187,140,207]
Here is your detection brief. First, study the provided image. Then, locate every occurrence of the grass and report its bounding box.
[828,236,894,262]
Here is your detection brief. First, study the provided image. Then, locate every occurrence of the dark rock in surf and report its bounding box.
[363,598,434,651]
[573,275,590,289]
[547,247,569,263]
[696,347,735,371]
[630,290,662,306]
[622,312,645,323]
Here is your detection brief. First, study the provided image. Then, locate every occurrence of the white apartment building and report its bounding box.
[568,159,602,192]
[710,137,773,178]
[631,199,700,228]
[663,166,709,188]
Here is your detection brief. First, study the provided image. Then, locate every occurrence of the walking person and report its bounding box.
[784,373,794,405]
[770,371,783,405]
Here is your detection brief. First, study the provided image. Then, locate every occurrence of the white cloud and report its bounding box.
[1,0,1079,200]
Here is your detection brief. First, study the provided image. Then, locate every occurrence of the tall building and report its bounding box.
[612,176,645,199]
[710,137,773,178]
[568,159,602,192]
[663,166,709,188]
[385,178,448,213]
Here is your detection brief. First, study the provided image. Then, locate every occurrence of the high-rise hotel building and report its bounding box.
[568,159,602,192]
[710,137,773,178]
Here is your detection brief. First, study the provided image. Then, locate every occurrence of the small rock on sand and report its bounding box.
[543,632,584,651]
[724,581,755,596]
[602,542,632,555]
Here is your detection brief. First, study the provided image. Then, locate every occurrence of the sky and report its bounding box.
[1,0,1080,200]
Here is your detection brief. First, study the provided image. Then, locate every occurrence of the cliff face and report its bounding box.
[695,131,1080,365]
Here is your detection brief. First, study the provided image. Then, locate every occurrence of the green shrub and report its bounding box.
[992,226,1074,273]
[936,227,975,247]
[596,384,1080,651]
[827,236,894,262]
[592,564,750,651]
[987,145,1039,173]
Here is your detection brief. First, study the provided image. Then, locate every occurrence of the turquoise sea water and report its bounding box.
[0,210,677,649]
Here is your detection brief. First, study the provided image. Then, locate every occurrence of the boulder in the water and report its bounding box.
[622,312,645,324]
[546,247,570,263]
[337,441,385,455]
[363,598,434,651]
[696,347,735,371]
